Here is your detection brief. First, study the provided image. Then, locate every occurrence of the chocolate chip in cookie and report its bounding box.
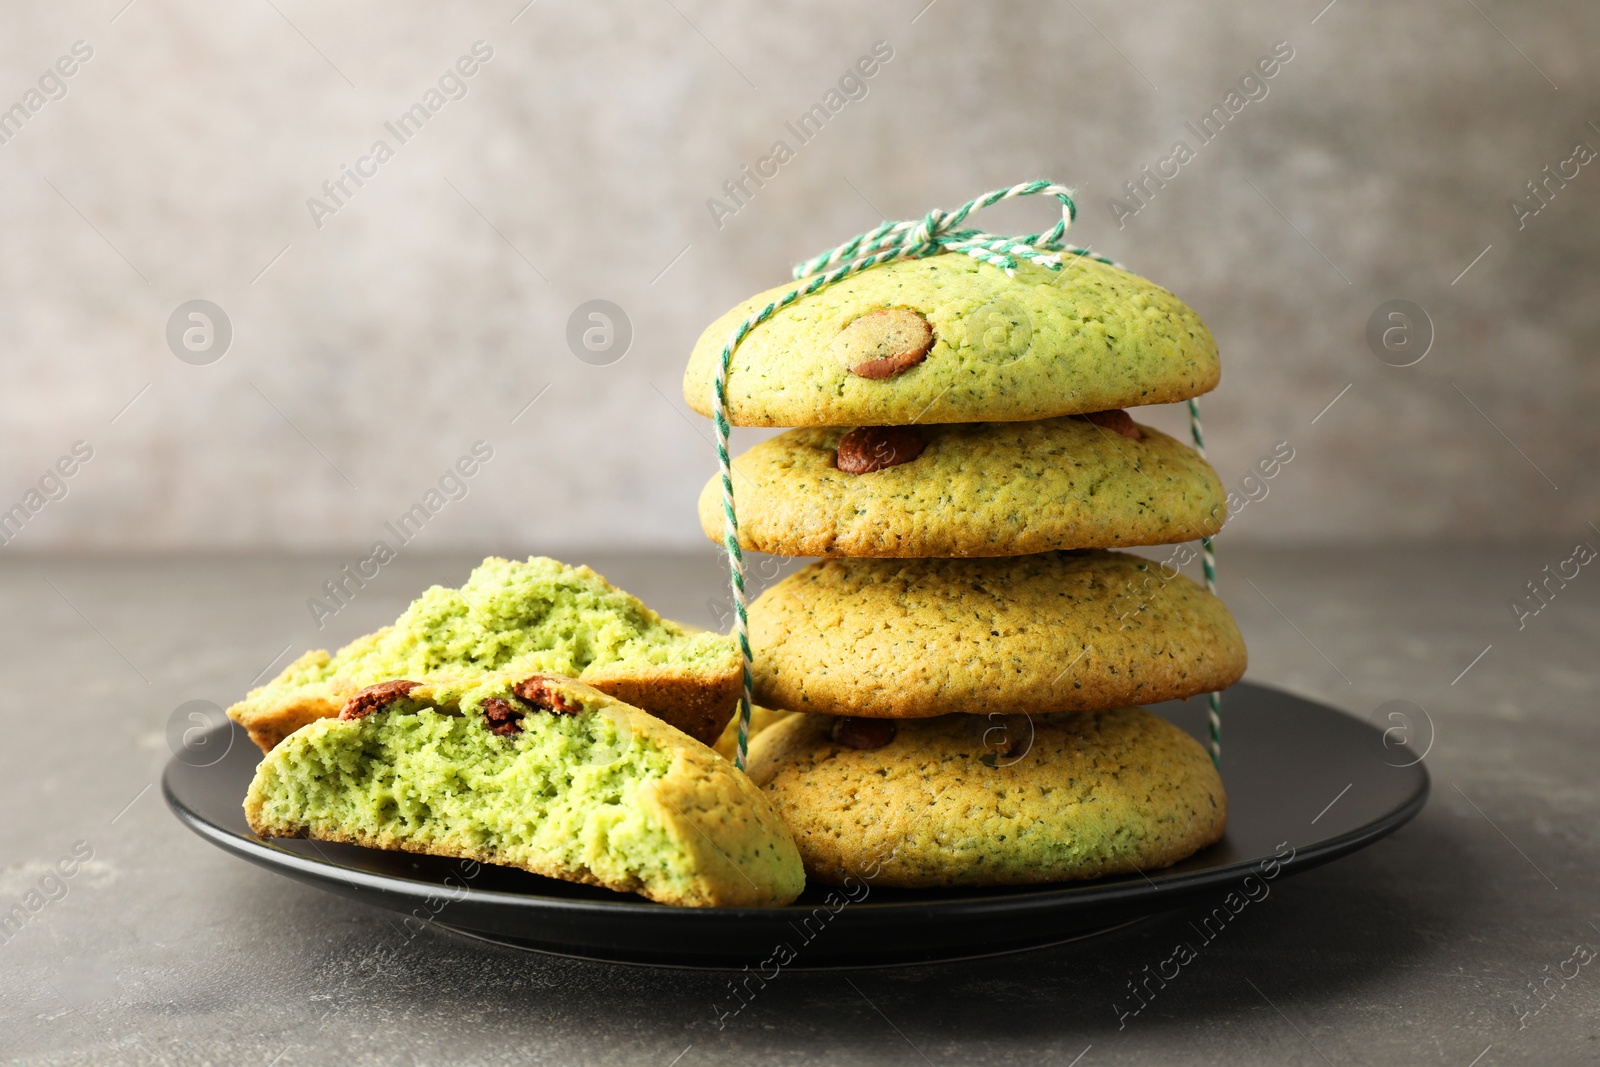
[835,308,934,379]
[480,697,525,736]
[836,426,926,474]
[339,680,420,720]
[513,675,584,715]
[831,717,897,750]
[1074,409,1142,439]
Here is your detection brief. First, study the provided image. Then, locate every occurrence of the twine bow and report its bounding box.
[712,180,1219,771]
[790,179,1117,281]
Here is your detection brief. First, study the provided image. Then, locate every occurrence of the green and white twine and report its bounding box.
[1187,398,1223,768]
[712,180,1222,770]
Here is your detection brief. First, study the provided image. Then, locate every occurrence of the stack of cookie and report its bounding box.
[683,251,1246,888]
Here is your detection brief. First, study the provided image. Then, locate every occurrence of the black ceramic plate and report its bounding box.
[165,681,1427,968]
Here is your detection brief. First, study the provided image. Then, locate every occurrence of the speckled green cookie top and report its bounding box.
[749,550,1247,719]
[682,254,1218,427]
[699,415,1226,558]
[246,673,805,907]
[746,707,1227,887]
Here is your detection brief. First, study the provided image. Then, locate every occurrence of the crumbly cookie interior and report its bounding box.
[248,681,692,899]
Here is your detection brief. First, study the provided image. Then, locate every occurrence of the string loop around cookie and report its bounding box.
[1187,398,1223,768]
[711,180,1220,770]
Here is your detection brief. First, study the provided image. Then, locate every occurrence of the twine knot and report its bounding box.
[790,179,1114,282]
[908,207,946,248]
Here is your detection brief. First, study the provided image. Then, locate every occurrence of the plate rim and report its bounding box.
[163,682,1430,923]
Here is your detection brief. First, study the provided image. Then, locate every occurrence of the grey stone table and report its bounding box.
[1,546,1596,1066]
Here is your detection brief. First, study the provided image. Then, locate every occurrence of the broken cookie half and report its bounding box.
[228,556,742,752]
[244,673,805,908]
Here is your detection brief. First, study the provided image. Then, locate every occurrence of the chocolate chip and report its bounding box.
[978,714,1035,768]
[484,677,585,737]
[835,426,926,475]
[831,717,897,750]
[835,308,934,379]
[338,680,420,720]
[1075,409,1142,439]
[512,675,584,715]
[481,697,525,736]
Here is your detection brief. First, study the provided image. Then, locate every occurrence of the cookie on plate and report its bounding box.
[699,415,1225,558]
[228,556,740,751]
[682,254,1217,427]
[746,707,1226,887]
[749,550,1245,719]
[246,673,805,907]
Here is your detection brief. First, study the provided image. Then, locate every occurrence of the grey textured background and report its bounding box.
[0,0,1595,554]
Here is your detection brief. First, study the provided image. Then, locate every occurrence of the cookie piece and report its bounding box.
[228,556,740,751]
[700,416,1226,557]
[246,674,804,907]
[711,705,795,762]
[682,254,1218,427]
[749,551,1246,718]
[747,707,1226,887]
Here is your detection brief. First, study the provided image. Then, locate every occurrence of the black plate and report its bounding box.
[164,682,1427,968]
